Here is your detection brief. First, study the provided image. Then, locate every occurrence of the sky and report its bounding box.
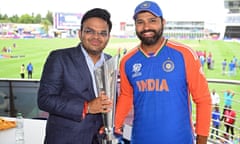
[1,0,227,23]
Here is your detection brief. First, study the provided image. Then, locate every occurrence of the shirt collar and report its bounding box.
[80,44,105,67]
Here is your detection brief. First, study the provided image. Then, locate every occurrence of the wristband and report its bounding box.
[87,104,90,114]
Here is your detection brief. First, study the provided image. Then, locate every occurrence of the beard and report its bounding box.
[136,28,163,46]
[85,48,102,55]
[81,40,107,56]
[81,43,104,56]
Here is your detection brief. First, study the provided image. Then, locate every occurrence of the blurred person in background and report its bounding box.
[27,62,33,79]
[20,64,25,79]
[210,89,220,106]
[223,106,236,140]
[221,59,227,75]
[223,90,234,108]
[210,105,221,140]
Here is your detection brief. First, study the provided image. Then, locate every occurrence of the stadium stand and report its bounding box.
[223,0,240,39]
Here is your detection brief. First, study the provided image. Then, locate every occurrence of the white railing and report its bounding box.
[0,78,239,143]
[205,79,240,144]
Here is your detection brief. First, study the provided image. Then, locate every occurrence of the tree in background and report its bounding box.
[41,19,51,35]
[46,11,53,25]
[0,11,53,25]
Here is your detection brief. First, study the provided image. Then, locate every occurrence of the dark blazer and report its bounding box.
[38,43,111,144]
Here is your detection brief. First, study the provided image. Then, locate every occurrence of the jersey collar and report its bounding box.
[138,38,167,58]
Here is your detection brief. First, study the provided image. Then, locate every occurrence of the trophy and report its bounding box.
[94,55,119,144]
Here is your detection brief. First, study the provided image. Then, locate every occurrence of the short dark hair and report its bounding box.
[80,8,112,32]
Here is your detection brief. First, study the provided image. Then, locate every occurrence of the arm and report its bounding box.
[38,50,86,121]
[196,135,208,144]
[185,47,212,138]
[115,58,133,132]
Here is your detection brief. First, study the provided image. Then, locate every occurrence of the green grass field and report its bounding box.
[1,38,240,96]
[1,37,240,137]
[1,38,240,80]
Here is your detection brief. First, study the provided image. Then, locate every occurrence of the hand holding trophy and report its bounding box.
[94,55,120,144]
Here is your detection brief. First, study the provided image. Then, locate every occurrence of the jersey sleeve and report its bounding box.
[114,50,136,130]
[184,46,212,136]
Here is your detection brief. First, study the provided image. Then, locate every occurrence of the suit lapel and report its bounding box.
[72,44,95,99]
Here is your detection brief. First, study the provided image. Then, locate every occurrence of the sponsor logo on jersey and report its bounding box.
[132,63,142,77]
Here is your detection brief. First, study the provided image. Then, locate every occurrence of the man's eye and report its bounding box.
[150,19,157,23]
[136,20,143,25]
[83,28,108,37]
[99,32,108,37]
[84,29,94,34]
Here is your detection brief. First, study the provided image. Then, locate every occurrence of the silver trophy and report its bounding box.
[94,55,119,144]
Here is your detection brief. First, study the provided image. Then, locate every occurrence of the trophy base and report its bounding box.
[102,134,120,144]
[102,139,119,144]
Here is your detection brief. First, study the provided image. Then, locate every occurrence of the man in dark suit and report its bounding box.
[38,8,113,144]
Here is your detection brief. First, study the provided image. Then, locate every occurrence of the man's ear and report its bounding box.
[78,30,82,41]
[162,18,166,25]
[78,29,82,37]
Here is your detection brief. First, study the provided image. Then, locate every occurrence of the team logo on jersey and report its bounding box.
[132,63,142,77]
[162,59,174,72]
